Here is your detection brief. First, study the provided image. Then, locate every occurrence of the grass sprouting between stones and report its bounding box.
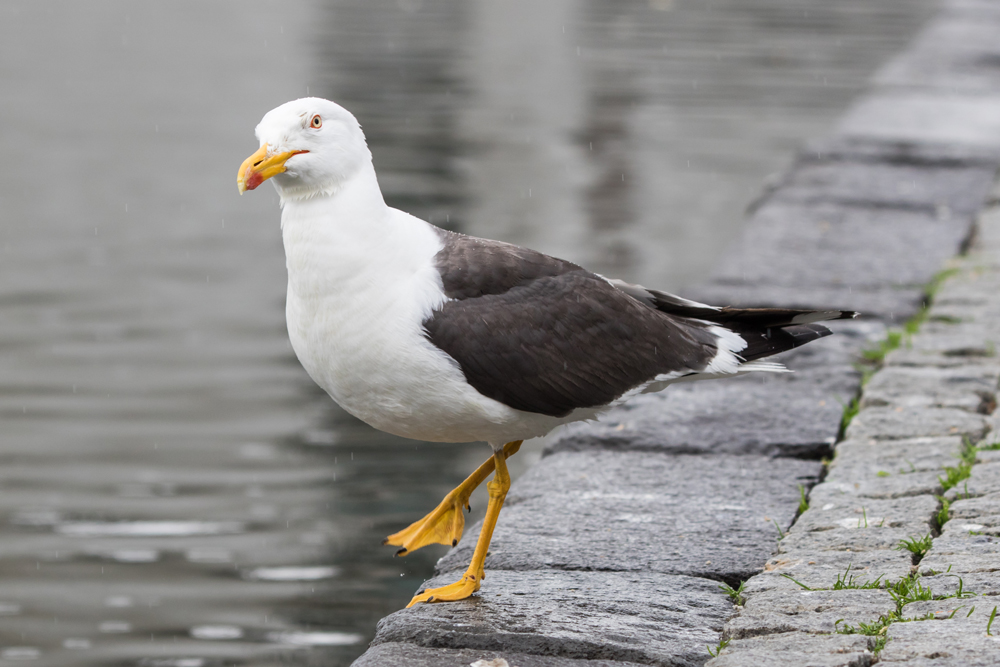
[706,637,730,658]
[718,580,746,606]
[824,566,978,658]
[797,484,809,515]
[896,534,933,561]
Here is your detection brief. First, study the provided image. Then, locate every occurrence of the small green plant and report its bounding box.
[935,496,951,528]
[780,573,813,591]
[896,534,933,560]
[978,442,1000,452]
[833,564,883,590]
[877,470,890,478]
[939,462,972,492]
[988,607,998,636]
[707,637,730,657]
[862,330,903,363]
[719,581,746,606]
[840,397,860,432]
[858,507,869,529]
[773,519,785,540]
[797,484,809,515]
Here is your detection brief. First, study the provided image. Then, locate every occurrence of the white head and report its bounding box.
[237,97,372,201]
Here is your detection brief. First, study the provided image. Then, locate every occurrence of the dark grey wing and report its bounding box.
[424,230,720,417]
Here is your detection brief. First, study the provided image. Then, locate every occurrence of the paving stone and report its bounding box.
[839,90,1000,150]
[714,633,878,667]
[879,612,1000,665]
[946,460,1000,500]
[352,642,650,667]
[545,364,855,460]
[744,549,913,595]
[793,493,938,535]
[820,471,943,500]
[948,493,1000,523]
[904,331,998,358]
[706,632,874,667]
[371,570,731,667]
[860,365,997,413]
[845,406,988,442]
[435,451,818,584]
[724,589,895,639]
[769,157,998,217]
[829,437,965,476]
[885,346,1000,369]
[778,528,912,555]
[916,571,1000,597]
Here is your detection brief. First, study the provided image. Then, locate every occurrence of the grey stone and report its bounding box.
[845,406,988,442]
[769,157,998,218]
[860,365,998,413]
[802,136,1000,168]
[778,528,913,555]
[545,365,855,460]
[828,437,965,476]
[905,331,999,358]
[885,346,1000,368]
[914,571,1000,597]
[435,451,818,584]
[706,202,973,292]
[744,549,913,594]
[352,642,650,667]
[724,588,895,639]
[946,460,1000,500]
[706,632,874,667]
[372,570,731,667]
[879,612,1000,665]
[819,470,943,500]
[947,493,1000,523]
[838,90,1000,150]
[792,493,938,535]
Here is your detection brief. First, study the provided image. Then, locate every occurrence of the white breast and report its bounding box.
[279,166,569,445]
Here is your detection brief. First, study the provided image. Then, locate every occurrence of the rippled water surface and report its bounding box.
[2,1,932,664]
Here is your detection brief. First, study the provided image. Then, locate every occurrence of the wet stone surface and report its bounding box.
[434,451,819,583]
[708,632,875,667]
[372,570,732,667]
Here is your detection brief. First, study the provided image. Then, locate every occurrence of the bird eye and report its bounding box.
[310,115,322,129]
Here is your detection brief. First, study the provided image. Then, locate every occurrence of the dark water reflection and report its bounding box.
[1,0,930,665]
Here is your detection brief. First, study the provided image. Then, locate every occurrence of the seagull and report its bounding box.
[237,97,856,607]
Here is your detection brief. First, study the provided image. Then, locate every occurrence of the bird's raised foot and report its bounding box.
[406,572,482,607]
[383,491,470,555]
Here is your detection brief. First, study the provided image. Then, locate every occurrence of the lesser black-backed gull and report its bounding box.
[237,98,856,607]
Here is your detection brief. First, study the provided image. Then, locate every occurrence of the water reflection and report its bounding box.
[1,0,932,665]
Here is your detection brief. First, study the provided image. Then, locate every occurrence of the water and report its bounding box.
[0,1,932,664]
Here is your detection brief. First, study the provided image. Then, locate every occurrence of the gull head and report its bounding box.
[237,97,371,200]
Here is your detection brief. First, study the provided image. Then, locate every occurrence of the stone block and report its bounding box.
[948,493,1000,524]
[706,632,874,667]
[352,642,650,667]
[794,493,938,534]
[435,451,817,584]
[819,471,943,500]
[846,406,988,442]
[771,158,998,217]
[860,365,997,413]
[829,437,965,476]
[372,570,731,667]
[838,90,1000,150]
[744,549,913,594]
[946,460,1000,500]
[778,528,912,555]
[545,365,855,460]
[879,612,1000,665]
[724,588,895,639]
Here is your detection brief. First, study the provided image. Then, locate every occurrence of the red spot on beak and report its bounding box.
[245,169,264,191]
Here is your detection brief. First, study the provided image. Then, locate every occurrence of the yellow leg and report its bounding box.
[384,440,521,555]
[406,444,513,607]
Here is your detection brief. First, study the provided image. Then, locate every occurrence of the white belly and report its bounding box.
[282,205,571,445]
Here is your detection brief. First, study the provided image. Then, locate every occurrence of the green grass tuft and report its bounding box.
[797,484,809,515]
[936,496,951,528]
[840,397,860,433]
[718,581,746,606]
[896,534,933,560]
[707,637,730,657]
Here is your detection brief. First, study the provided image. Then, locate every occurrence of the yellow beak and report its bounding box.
[237,143,308,194]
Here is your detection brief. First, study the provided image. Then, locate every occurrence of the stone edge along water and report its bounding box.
[352,0,1000,665]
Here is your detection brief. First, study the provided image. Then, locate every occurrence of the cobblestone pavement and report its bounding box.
[353,0,1000,665]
